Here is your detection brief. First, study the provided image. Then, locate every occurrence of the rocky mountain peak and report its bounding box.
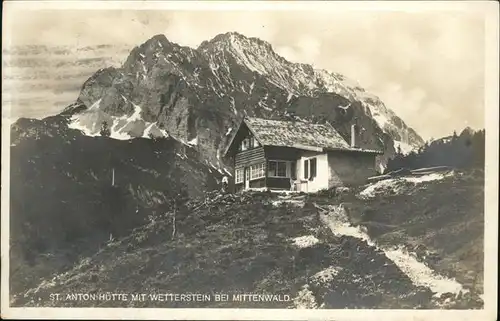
[198,32,287,71]
[199,31,274,52]
[60,32,425,170]
[122,34,199,73]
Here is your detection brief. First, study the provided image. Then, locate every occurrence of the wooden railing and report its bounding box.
[292,180,309,193]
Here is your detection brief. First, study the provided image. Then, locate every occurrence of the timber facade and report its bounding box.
[224,117,384,193]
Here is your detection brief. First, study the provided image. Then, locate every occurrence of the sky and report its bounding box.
[2,1,492,140]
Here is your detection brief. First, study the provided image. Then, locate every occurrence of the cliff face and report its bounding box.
[62,32,423,170]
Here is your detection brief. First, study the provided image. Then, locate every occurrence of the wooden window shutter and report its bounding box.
[310,158,317,179]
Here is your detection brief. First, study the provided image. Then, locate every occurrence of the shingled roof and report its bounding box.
[224,116,383,156]
[245,117,349,150]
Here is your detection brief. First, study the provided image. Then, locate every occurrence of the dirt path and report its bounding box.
[315,203,466,297]
[305,202,479,309]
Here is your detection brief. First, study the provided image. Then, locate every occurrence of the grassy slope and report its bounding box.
[12,191,426,309]
[9,117,221,298]
[339,169,484,294]
[12,192,323,308]
[12,169,484,309]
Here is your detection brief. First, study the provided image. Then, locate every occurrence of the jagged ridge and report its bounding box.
[63,32,425,169]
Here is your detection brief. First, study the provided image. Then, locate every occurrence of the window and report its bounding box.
[250,163,265,180]
[268,161,287,177]
[304,158,317,180]
[235,168,244,184]
[241,139,249,151]
[291,161,297,180]
[277,162,287,177]
[269,161,276,177]
[239,135,260,151]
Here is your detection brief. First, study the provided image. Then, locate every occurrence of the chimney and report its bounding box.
[350,124,356,147]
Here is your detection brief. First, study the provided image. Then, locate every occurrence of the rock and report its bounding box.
[60,33,423,168]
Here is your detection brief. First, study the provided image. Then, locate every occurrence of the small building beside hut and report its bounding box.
[223,116,383,193]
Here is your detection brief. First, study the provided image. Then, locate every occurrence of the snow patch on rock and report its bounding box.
[394,140,416,155]
[69,98,128,140]
[109,128,132,140]
[293,285,318,309]
[384,247,464,295]
[68,97,171,141]
[67,117,100,137]
[142,123,156,138]
[271,199,305,208]
[359,178,410,199]
[67,99,104,137]
[311,266,341,285]
[292,235,319,248]
[404,172,453,184]
[359,172,454,199]
[187,136,198,146]
[176,153,187,160]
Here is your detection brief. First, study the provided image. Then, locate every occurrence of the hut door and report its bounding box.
[245,167,250,189]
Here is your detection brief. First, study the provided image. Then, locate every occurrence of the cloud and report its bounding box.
[274,46,300,63]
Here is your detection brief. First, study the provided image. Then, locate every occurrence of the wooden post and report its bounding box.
[172,198,177,239]
[351,124,356,147]
[172,213,176,239]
